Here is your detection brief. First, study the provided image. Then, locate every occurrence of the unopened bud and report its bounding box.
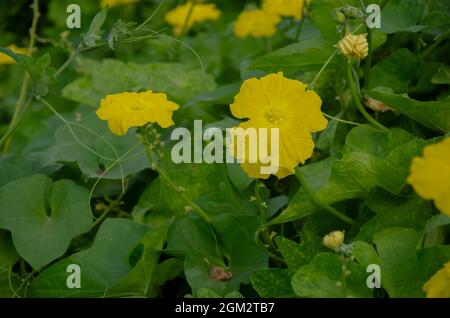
[334,11,346,24]
[323,230,345,250]
[337,33,369,60]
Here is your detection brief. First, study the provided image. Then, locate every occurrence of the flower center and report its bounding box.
[265,109,284,124]
[130,102,146,111]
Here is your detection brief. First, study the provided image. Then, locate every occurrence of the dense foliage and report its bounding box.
[0,0,449,298]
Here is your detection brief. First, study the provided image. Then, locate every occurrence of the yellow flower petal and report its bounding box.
[229,72,327,179]
[233,9,281,38]
[423,262,450,298]
[262,0,305,20]
[408,137,450,216]
[165,1,221,36]
[96,91,179,136]
[101,0,137,7]
[0,44,28,65]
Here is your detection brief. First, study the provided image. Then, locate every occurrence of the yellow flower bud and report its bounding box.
[323,230,345,250]
[337,33,369,60]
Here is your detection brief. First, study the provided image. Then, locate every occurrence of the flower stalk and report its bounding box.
[345,60,388,131]
[295,167,355,225]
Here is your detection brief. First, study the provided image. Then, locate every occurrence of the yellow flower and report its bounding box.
[407,138,450,216]
[262,0,305,20]
[323,230,345,250]
[337,33,369,60]
[229,72,328,179]
[234,9,281,38]
[423,262,450,298]
[0,44,28,65]
[96,91,179,136]
[101,0,137,7]
[165,1,221,36]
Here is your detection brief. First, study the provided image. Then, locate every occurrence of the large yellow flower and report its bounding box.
[407,138,450,216]
[96,91,179,136]
[165,1,221,36]
[229,72,328,179]
[101,0,137,7]
[0,44,28,65]
[262,0,305,20]
[233,9,281,38]
[423,262,450,298]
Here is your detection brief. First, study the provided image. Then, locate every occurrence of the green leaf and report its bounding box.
[292,253,373,298]
[54,112,148,180]
[251,269,295,298]
[316,114,349,155]
[0,48,55,97]
[166,216,223,265]
[82,8,107,47]
[226,163,254,192]
[29,219,153,297]
[275,231,326,272]
[373,227,422,297]
[194,288,243,298]
[183,214,268,295]
[108,220,172,297]
[0,231,19,270]
[424,214,450,247]
[250,38,336,74]
[368,88,450,133]
[372,227,450,297]
[271,126,428,225]
[0,175,92,269]
[132,162,257,219]
[309,0,359,42]
[0,155,38,187]
[432,65,450,85]
[369,49,421,93]
[381,0,425,34]
[352,241,380,268]
[187,82,241,106]
[356,189,433,242]
[62,58,216,106]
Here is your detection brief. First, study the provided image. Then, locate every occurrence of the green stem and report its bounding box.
[364,28,373,88]
[0,97,33,150]
[140,126,211,224]
[180,0,196,36]
[322,113,361,127]
[254,181,267,220]
[310,49,338,89]
[134,1,164,32]
[345,61,388,131]
[2,0,40,153]
[421,29,450,59]
[55,46,81,78]
[295,167,355,225]
[294,18,305,41]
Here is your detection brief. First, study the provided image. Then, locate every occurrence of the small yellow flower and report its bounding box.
[337,33,369,60]
[233,9,281,38]
[101,0,137,7]
[96,91,179,136]
[0,44,28,65]
[229,72,328,179]
[262,0,305,20]
[407,138,450,216]
[423,262,450,298]
[165,1,221,36]
[323,230,345,250]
